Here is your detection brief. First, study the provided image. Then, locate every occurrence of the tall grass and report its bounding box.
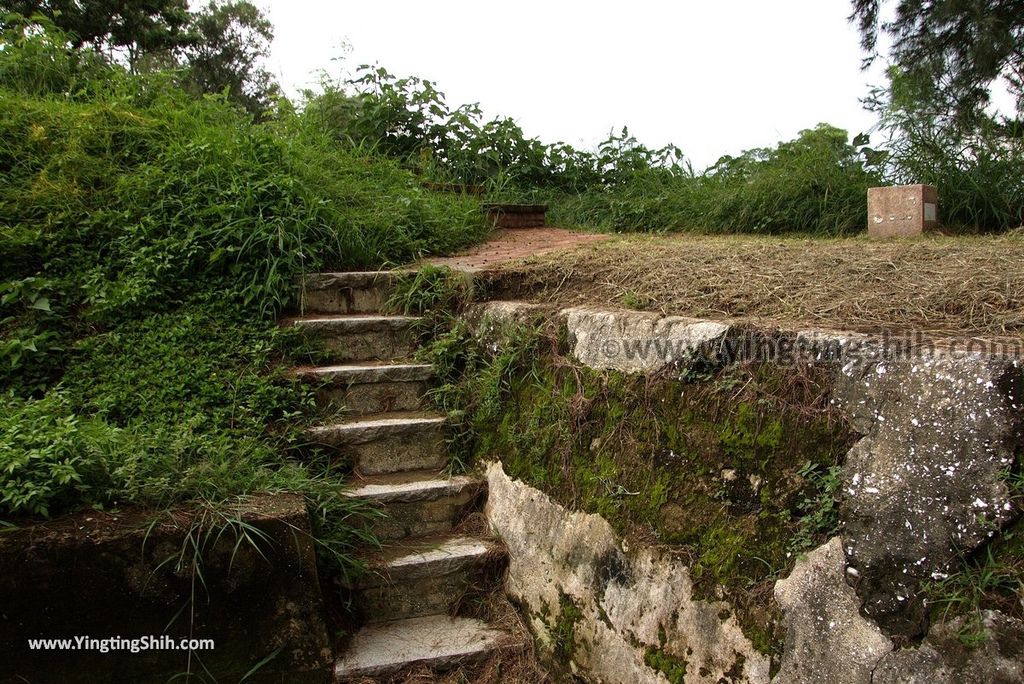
[540,125,878,235]
[876,111,1024,232]
[309,68,880,235]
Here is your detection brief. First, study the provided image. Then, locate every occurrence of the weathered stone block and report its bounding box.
[0,494,331,684]
[565,306,731,374]
[834,354,1023,636]
[307,415,448,475]
[343,474,484,542]
[867,184,938,237]
[288,315,420,363]
[484,461,770,684]
[348,536,502,623]
[773,537,892,683]
[298,271,396,315]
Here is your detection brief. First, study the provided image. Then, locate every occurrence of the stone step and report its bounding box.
[306,412,447,475]
[342,470,484,542]
[285,314,420,362]
[298,271,397,315]
[334,614,515,682]
[348,534,503,623]
[294,362,434,415]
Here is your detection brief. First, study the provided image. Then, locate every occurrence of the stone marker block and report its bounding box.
[867,184,938,237]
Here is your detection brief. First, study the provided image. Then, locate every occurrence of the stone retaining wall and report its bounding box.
[0,493,331,684]
[471,302,1024,683]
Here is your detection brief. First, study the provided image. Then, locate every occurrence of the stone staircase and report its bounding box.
[285,271,516,682]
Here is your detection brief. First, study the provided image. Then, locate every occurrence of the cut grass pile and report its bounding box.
[492,233,1024,339]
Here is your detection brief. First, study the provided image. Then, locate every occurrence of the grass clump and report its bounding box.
[923,499,1024,645]
[543,124,877,235]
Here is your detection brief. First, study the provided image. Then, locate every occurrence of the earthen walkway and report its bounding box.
[424,227,607,272]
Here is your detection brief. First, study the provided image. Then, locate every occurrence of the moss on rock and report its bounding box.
[426,319,855,656]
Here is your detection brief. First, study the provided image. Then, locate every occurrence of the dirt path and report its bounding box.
[424,227,607,271]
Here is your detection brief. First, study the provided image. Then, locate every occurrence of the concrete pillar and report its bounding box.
[867,184,938,237]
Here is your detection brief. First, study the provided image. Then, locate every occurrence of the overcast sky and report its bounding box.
[259,1,890,170]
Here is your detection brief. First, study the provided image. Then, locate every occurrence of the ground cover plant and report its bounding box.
[0,23,485,549]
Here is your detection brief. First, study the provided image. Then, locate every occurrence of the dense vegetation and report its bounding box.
[0,25,484,524]
[2,0,1022,527]
[310,63,1022,234]
[308,69,882,235]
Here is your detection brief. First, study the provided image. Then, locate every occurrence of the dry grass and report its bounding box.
[490,232,1024,341]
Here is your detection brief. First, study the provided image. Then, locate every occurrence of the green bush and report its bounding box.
[0,393,115,516]
[309,67,881,235]
[546,125,878,235]
[870,71,1024,232]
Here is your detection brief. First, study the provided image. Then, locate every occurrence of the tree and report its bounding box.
[0,0,280,115]
[184,1,278,117]
[0,0,193,72]
[850,0,1024,121]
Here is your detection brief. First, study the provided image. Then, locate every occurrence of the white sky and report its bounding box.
[259,0,889,170]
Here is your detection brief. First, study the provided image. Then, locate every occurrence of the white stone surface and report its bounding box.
[565,306,731,373]
[308,413,445,444]
[386,537,492,569]
[485,461,770,684]
[773,537,892,683]
[334,614,509,680]
[345,474,479,502]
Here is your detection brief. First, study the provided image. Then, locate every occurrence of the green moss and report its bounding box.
[551,592,583,662]
[644,647,688,683]
[484,353,850,591]
[438,321,853,656]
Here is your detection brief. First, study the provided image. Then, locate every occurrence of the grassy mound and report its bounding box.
[0,29,486,522]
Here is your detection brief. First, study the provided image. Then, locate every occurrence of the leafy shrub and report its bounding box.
[547,125,878,235]
[308,67,879,235]
[0,393,115,516]
[304,67,682,193]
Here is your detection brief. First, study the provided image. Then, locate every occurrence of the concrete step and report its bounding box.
[342,470,484,542]
[306,412,447,475]
[298,271,397,315]
[334,614,515,682]
[349,534,503,623]
[294,362,434,415]
[285,314,420,362]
